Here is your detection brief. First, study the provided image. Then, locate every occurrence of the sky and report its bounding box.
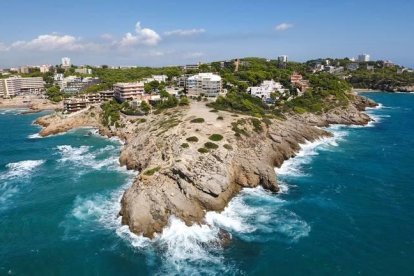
[0,0,413,68]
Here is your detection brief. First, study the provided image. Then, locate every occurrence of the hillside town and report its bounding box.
[1,54,413,114]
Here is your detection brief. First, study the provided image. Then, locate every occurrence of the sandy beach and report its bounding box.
[0,96,61,111]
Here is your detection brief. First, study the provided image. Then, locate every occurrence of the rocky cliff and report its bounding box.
[35,95,377,238]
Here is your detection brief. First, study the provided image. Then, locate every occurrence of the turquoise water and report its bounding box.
[1,92,413,275]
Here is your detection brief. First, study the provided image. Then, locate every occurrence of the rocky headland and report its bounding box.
[35,95,377,238]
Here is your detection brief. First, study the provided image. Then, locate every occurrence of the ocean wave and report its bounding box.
[0,160,45,181]
[0,160,45,208]
[28,133,42,139]
[56,144,121,172]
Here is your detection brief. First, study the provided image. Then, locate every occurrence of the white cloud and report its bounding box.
[0,42,9,51]
[10,34,86,51]
[275,23,294,32]
[119,22,161,47]
[100,33,114,40]
[164,28,206,36]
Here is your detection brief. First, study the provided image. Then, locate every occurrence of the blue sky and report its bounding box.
[0,0,413,68]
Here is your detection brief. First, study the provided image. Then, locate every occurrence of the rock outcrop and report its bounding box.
[35,95,377,238]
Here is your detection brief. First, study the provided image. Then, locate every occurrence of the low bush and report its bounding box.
[208,134,223,141]
[223,144,233,150]
[190,118,205,123]
[198,148,209,154]
[217,116,224,120]
[143,166,160,176]
[186,136,199,142]
[181,143,189,148]
[204,142,219,149]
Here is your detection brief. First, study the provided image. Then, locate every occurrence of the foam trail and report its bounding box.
[0,160,45,207]
[28,133,42,139]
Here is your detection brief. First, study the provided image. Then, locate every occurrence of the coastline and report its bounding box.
[33,95,377,238]
[0,97,61,112]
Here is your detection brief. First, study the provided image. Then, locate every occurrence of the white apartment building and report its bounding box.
[358,54,370,62]
[39,65,51,73]
[143,75,168,83]
[186,73,222,97]
[0,76,44,98]
[247,80,286,102]
[62,57,71,68]
[75,68,92,75]
[113,82,145,102]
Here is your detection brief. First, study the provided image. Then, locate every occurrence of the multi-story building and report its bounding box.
[143,75,168,83]
[0,76,44,98]
[347,63,360,71]
[248,80,286,102]
[61,76,100,94]
[39,65,51,73]
[186,73,222,97]
[290,72,310,94]
[75,68,92,75]
[62,57,71,68]
[358,54,370,63]
[278,55,288,68]
[113,82,145,102]
[63,91,114,113]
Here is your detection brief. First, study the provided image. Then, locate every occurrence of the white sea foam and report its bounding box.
[56,144,121,172]
[0,160,45,181]
[28,133,42,139]
[0,160,45,207]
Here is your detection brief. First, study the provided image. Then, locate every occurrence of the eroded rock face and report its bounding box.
[35,96,376,238]
[118,97,375,238]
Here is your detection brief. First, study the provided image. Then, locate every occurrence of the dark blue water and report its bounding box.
[0,92,413,275]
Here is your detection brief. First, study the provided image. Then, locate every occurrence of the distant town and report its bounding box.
[1,54,413,114]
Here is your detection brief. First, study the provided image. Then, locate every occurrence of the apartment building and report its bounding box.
[248,80,286,102]
[186,73,222,97]
[0,76,44,98]
[113,82,145,102]
[63,91,114,113]
[75,68,93,75]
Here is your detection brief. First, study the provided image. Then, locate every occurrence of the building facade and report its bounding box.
[358,54,370,63]
[248,80,286,102]
[62,57,71,68]
[186,73,222,97]
[113,82,145,102]
[0,76,44,98]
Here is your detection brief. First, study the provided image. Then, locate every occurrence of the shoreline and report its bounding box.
[31,95,377,238]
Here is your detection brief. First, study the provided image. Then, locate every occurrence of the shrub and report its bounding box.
[190,118,205,123]
[143,166,160,176]
[262,118,272,126]
[198,148,209,154]
[210,109,219,113]
[181,143,189,148]
[186,136,199,142]
[208,134,223,141]
[217,116,224,120]
[251,118,263,133]
[223,144,233,150]
[204,142,219,149]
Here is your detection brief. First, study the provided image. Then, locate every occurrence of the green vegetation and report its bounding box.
[186,136,199,142]
[210,90,268,117]
[181,143,189,148]
[217,116,224,120]
[208,134,224,141]
[223,144,233,150]
[101,100,121,127]
[156,91,179,110]
[198,148,209,154]
[143,166,160,176]
[250,118,263,133]
[140,101,151,114]
[231,119,249,137]
[190,118,205,123]
[46,86,65,102]
[82,83,111,94]
[204,142,219,149]
[179,97,190,106]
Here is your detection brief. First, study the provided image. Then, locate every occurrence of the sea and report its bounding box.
[0,92,413,275]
